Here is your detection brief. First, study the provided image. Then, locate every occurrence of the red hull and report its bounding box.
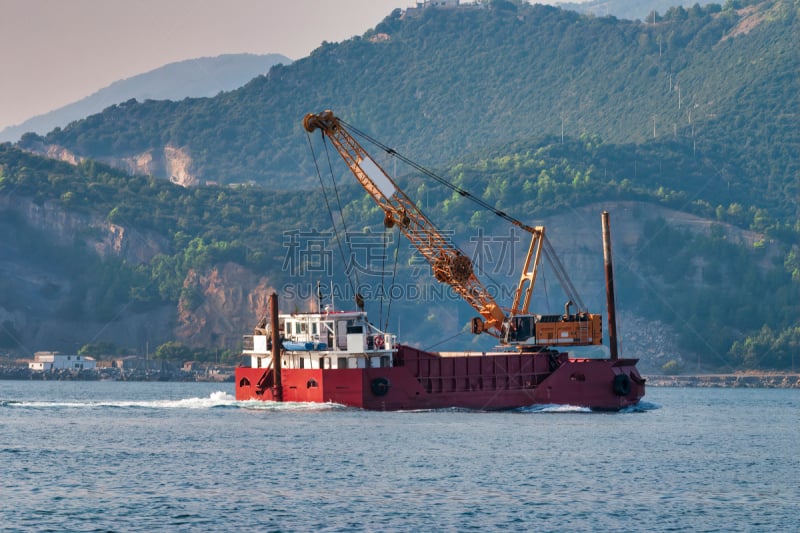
[235,344,644,411]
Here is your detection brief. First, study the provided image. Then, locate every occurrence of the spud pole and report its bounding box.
[270,292,283,401]
[602,212,619,361]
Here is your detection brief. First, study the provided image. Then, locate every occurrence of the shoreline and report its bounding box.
[0,365,234,383]
[2,365,799,388]
[645,372,800,388]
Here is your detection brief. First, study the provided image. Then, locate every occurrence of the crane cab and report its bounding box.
[505,312,602,347]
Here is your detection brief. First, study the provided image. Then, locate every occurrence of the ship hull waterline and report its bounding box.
[235,344,644,411]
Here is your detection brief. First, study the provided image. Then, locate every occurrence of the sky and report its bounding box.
[0,0,415,131]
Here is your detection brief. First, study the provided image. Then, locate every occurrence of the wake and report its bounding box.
[1,391,345,412]
[515,400,661,414]
[2,394,660,413]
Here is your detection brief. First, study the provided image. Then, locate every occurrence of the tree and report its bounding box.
[78,342,119,358]
[154,341,192,361]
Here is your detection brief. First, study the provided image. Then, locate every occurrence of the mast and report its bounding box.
[270,292,283,401]
[602,211,619,360]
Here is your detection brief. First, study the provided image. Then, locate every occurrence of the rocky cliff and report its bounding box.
[33,143,200,187]
[0,194,170,264]
[176,263,273,348]
[117,144,198,187]
[0,194,270,355]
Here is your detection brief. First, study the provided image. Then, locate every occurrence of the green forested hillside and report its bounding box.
[0,145,317,301]
[3,0,799,370]
[2,129,798,369]
[22,1,798,197]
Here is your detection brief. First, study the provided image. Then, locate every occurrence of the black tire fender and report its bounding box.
[613,373,631,396]
[371,377,390,397]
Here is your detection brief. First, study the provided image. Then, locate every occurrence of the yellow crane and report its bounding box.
[304,110,601,349]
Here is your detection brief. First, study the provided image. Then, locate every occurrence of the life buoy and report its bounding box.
[373,335,385,349]
[613,373,631,396]
[371,377,390,396]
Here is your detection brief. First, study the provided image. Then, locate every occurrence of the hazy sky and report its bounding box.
[0,0,410,131]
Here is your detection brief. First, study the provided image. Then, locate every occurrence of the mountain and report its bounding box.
[21,0,798,200]
[2,0,798,371]
[0,53,291,143]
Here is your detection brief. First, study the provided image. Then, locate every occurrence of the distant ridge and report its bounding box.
[30,0,796,192]
[0,53,291,143]
[557,0,696,20]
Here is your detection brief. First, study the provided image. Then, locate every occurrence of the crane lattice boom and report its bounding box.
[304,111,506,334]
[304,110,602,348]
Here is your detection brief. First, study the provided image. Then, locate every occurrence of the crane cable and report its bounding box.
[341,118,589,312]
[542,236,586,310]
[309,127,419,324]
[384,227,402,332]
[340,119,539,234]
[423,329,469,352]
[379,227,387,324]
[321,133,364,297]
[306,131,358,305]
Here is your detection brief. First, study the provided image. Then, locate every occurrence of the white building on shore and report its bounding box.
[29,352,96,371]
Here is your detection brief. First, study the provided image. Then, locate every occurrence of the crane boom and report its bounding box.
[304,110,602,348]
[304,110,506,335]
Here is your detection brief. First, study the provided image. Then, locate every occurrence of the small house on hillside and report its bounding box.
[417,0,460,8]
[405,0,462,16]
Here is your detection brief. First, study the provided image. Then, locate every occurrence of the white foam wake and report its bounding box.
[2,391,348,412]
[2,391,236,410]
[516,404,594,413]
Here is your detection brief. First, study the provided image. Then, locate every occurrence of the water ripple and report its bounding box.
[1,383,797,532]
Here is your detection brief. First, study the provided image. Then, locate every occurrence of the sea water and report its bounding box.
[1,382,797,532]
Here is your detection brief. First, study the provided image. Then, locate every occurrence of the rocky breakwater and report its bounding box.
[0,362,235,382]
[646,373,800,388]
